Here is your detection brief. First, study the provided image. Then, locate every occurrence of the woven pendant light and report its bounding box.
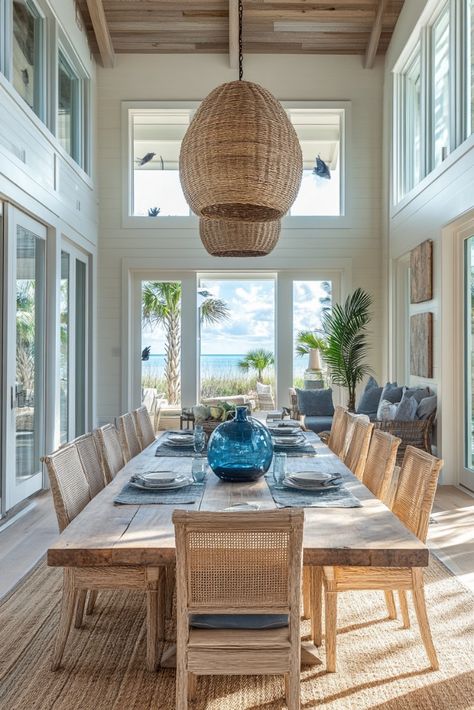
[180,80,302,222]
[200,217,280,257]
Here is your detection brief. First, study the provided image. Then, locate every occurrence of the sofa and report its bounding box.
[289,387,334,434]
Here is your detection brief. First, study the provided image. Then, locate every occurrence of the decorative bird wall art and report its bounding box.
[135,152,156,167]
[313,155,331,180]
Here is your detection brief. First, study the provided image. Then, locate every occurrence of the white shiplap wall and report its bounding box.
[96,53,385,422]
[383,0,474,486]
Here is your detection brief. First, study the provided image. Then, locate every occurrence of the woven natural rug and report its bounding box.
[0,557,473,710]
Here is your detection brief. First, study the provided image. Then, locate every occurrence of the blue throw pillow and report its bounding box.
[403,387,431,403]
[364,376,379,391]
[381,382,404,404]
[356,385,383,420]
[416,395,437,420]
[190,614,289,630]
[395,396,418,421]
[295,388,334,417]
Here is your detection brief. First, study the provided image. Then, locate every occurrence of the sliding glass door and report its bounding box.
[4,209,46,510]
[60,242,89,443]
[463,236,474,491]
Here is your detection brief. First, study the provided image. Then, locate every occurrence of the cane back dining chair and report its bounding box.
[133,405,156,449]
[342,416,374,479]
[324,405,348,455]
[73,432,106,498]
[118,411,142,461]
[315,446,443,672]
[95,423,125,483]
[173,510,304,710]
[44,444,166,672]
[362,429,401,503]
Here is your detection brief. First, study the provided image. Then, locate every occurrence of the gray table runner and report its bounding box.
[114,481,204,505]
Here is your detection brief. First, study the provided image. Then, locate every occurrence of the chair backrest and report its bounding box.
[341,411,370,460]
[362,429,401,502]
[73,432,106,498]
[173,510,304,615]
[133,406,156,448]
[256,382,275,411]
[117,412,142,461]
[343,417,374,479]
[96,424,125,483]
[392,446,444,542]
[43,445,91,532]
[327,405,348,456]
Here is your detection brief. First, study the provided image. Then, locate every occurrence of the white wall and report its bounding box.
[0,0,98,466]
[383,0,474,486]
[96,53,385,422]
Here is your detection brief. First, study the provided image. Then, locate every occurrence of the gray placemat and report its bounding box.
[155,431,205,458]
[266,477,361,508]
[114,481,204,505]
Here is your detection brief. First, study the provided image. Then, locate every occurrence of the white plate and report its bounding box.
[135,471,177,485]
[166,439,194,448]
[283,478,342,492]
[129,477,192,491]
[273,437,306,447]
[168,434,194,443]
[289,471,341,485]
[268,427,301,437]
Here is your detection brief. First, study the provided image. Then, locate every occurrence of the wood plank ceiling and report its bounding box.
[77,1,405,68]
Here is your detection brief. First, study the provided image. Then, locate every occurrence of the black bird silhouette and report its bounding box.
[141,346,151,361]
[313,155,331,180]
[148,207,160,217]
[136,152,156,167]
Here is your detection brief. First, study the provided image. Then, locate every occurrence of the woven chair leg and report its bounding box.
[398,590,410,628]
[166,564,176,619]
[188,673,197,701]
[74,590,87,628]
[302,566,311,619]
[384,591,397,620]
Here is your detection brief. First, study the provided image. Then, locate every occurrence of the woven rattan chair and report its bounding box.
[133,406,156,448]
[96,424,125,483]
[173,510,304,710]
[323,405,348,455]
[73,433,106,498]
[118,412,142,461]
[342,416,374,479]
[314,446,443,672]
[374,412,436,464]
[362,429,401,503]
[44,444,165,672]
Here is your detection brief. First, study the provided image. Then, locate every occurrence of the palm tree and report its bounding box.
[238,349,274,382]
[295,331,326,358]
[142,282,229,404]
[321,288,373,412]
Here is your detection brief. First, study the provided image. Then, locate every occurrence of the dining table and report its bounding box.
[47,430,429,668]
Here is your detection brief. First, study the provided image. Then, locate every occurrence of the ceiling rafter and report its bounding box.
[85,0,115,68]
[364,0,388,69]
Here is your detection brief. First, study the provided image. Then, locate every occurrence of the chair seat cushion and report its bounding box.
[190,614,288,630]
[304,416,333,433]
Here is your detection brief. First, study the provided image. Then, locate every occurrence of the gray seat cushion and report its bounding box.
[190,614,288,630]
[304,415,334,433]
[295,388,334,416]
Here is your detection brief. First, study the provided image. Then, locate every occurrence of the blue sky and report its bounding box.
[142,279,331,358]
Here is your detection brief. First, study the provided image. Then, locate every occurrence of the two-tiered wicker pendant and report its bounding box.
[180,80,302,256]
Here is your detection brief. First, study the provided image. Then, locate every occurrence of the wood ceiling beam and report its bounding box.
[85,0,115,68]
[364,0,387,69]
[229,0,239,69]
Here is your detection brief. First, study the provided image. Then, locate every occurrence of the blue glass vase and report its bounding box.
[207,406,274,482]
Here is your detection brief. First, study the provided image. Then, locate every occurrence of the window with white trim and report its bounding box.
[432,4,450,167]
[127,105,346,220]
[57,46,89,171]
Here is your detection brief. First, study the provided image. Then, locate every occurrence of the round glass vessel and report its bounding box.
[207,406,274,482]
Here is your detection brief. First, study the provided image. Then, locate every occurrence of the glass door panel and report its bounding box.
[4,209,46,510]
[75,259,87,436]
[59,251,70,444]
[463,236,474,490]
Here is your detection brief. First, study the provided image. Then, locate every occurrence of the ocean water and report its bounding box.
[142,353,305,378]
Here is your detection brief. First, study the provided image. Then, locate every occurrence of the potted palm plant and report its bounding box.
[321,288,373,412]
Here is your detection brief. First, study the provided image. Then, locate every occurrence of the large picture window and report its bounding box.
[402,45,422,194]
[126,104,346,221]
[432,4,450,167]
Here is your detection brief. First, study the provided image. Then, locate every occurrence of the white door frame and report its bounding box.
[441,210,474,490]
[3,206,47,511]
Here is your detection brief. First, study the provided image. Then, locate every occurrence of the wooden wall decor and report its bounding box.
[410,239,433,303]
[410,313,433,378]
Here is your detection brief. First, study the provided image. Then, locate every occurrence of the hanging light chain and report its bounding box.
[238,0,243,80]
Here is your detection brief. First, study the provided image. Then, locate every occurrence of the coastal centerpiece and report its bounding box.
[207,406,273,482]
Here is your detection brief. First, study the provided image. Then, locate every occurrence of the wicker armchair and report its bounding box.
[373,412,436,464]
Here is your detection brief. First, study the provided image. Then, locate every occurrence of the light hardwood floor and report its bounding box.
[0,485,473,601]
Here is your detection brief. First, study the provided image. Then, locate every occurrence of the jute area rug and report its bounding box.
[0,557,473,710]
